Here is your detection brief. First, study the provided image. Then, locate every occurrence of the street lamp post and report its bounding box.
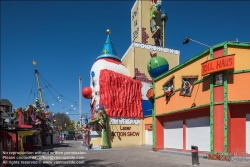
[183,37,211,48]
[182,37,211,109]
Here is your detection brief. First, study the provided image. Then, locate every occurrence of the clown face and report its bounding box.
[83,58,130,114]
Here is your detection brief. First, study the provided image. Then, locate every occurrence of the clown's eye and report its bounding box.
[91,71,95,77]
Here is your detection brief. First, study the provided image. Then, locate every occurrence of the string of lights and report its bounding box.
[27,69,80,115]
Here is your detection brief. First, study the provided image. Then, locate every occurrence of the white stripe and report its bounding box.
[131,0,138,13]
[121,44,133,61]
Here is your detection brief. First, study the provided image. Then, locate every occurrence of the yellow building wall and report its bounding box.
[155,53,210,97]
[154,53,210,115]
[228,73,250,101]
[155,79,210,115]
[131,0,141,43]
[122,47,135,77]
[144,116,152,124]
[108,120,145,147]
[90,136,102,147]
[141,0,155,45]
[227,47,250,71]
[225,46,250,101]
[134,47,179,79]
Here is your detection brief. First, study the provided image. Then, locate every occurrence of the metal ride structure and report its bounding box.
[31,60,56,146]
[28,61,79,146]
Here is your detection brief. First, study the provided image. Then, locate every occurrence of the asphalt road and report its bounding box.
[5,140,250,167]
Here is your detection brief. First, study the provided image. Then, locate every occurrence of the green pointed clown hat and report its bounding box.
[96,29,121,61]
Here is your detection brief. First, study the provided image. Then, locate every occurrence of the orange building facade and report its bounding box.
[151,42,250,155]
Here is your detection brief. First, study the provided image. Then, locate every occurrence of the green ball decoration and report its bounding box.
[147,57,169,71]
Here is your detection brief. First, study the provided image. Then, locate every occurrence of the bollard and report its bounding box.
[191,145,199,166]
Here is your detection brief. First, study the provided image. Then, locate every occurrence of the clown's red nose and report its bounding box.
[82,87,92,99]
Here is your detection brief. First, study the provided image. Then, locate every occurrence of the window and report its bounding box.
[162,76,175,97]
[179,76,198,97]
[214,73,223,85]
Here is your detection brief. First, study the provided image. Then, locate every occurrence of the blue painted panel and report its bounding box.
[142,100,153,117]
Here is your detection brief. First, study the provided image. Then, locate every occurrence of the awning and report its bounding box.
[17,130,36,137]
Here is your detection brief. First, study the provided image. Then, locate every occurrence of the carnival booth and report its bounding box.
[11,98,56,149]
[12,107,36,152]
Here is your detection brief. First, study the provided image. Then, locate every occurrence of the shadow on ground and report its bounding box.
[33,143,71,153]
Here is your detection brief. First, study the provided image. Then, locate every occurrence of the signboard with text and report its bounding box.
[111,126,140,137]
[201,55,235,76]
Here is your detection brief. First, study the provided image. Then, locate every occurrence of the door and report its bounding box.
[146,130,153,145]
[164,120,183,149]
[246,114,250,153]
[186,117,210,152]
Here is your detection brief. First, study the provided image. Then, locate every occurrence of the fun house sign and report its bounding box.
[201,55,235,76]
[111,126,140,137]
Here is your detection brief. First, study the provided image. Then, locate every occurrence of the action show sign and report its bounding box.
[111,126,140,137]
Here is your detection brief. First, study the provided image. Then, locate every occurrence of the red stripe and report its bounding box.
[192,150,198,153]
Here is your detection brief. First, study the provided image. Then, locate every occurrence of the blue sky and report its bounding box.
[1,1,250,122]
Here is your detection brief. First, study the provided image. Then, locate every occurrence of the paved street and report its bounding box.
[5,140,250,167]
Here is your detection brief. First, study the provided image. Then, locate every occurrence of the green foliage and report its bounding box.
[54,112,75,131]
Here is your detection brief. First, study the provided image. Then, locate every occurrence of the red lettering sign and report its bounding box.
[111,131,140,137]
[120,126,131,130]
[201,55,234,76]
[111,126,140,137]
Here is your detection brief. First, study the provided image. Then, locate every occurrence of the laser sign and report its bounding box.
[201,55,235,76]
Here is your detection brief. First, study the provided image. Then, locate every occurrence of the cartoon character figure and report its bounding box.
[181,78,195,96]
[163,84,173,97]
[150,0,162,37]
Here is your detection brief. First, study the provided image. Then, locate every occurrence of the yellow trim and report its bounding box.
[17,130,36,137]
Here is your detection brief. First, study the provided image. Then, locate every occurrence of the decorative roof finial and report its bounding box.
[106,29,111,35]
[96,29,120,61]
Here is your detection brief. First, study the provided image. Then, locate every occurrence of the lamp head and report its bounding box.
[183,37,190,45]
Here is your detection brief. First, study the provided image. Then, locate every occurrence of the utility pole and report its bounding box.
[79,76,82,132]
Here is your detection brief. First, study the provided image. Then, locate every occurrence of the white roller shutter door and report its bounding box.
[146,130,153,145]
[186,117,210,152]
[246,114,250,154]
[164,120,183,149]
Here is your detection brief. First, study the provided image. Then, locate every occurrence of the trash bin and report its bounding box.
[191,145,199,166]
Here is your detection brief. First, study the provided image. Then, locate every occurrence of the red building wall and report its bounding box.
[228,104,250,153]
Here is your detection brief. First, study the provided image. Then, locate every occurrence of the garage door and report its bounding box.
[146,130,153,145]
[186,117,210,152]
[164,120,183,149]
[246,114,250,154]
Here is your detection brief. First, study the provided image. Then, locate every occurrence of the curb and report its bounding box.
[158,150,208,159]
